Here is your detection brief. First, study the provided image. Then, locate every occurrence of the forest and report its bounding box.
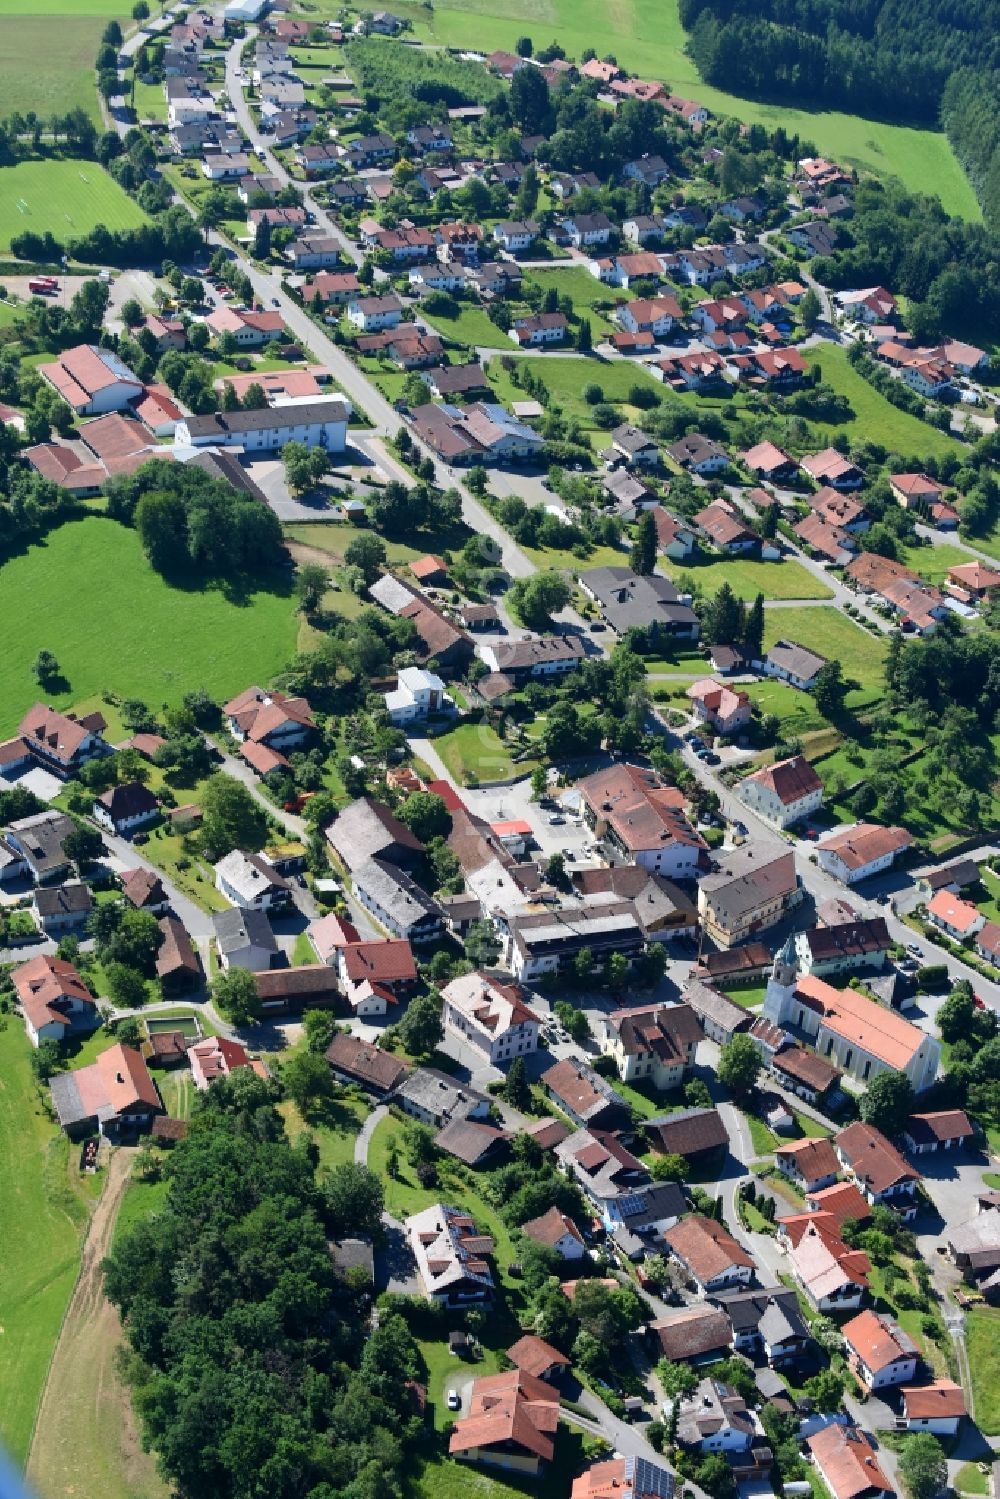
[103,1073,427,1499]
[680,0,996,120]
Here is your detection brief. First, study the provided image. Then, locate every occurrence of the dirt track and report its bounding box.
[26,1147,167,1499]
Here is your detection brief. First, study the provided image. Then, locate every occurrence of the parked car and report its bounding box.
[703,752,721,765]
[547,814,565,825]
[446,1390,461,1411]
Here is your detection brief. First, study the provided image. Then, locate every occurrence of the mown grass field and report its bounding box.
[664,553,834,602]
[761,604,887,692]
[345,0,981,219]
[0,1023,97,1466]
[803,344,965,460]
[0,158,148,252]
[0,2,126,125]
[431,721,539,784]
[0,516,299,737]
[421,301,513,350]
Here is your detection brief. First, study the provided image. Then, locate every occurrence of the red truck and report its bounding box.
[28,277,59,295]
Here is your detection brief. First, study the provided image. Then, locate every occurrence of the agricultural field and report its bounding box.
[760,605,887,693]
[345,0,981,219]
[0,8,120,126]
[803,344,965,460]
[0,516,299,737]
[0,159,148,253]
[0,1023,97,1467]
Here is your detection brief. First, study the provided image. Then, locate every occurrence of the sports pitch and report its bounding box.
[0,159,148,252]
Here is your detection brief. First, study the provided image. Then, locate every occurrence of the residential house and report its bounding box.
[649,1306,733,1366]
[156,916,201,993]
[653,508,697,560]
[441,970,540,1067]
[807,1426,894,1499]
[715,1287,813,1368]
[542,1057,630,1130]
[410,400,544,463]
[520,1205,586,1260]
[5,810,76,884]
[774,1137,840,1194]
[556,1128,649,1215]
[506,1335,571,1385]
[120,868,169,914]
[559,213,614,248]
[600,1003,702,1090]
[738,755,823,830]
[448,1369,558,1476]
[697,844,801,948]
[675,1379,753,1455]
[577,761,707,878]
[213,906,278,971]
[214,849,289,911]
[324,1032,410,1095]
[509,312,568,347]
[478,635,584,680]
[668,433,730,474]
[34,882,92,936]
[784,1217,870,1312]
[617,295,682,338]
[645,1108,728,1167]
[189,1035,267,1088]
[48,1043,162,1138]
[605,1180,687,1254]
[352,858,443,944]
[289,237,346,271]
[255,966,340,1014]
[493,219,539,253]
[793,511,856,565]
[93,782,159,836]
[206,305,286,347]
[770,1044,842,1108]
[623,213,667,245]
[926,889,985,941]
[759,640,828,691]
[816,823,913,885]
[835,1122,922,1216]
[397,1069,493,1129]
[578,567,700,643]
[13,955,97,1048]
[384,665,453,726]
[407,1202,495,1305]
[686,679,752,736]
[694,501,759,554]
[741,441,798,482]
[801,448,864,490]
[664,1215,754,1294]
[606,422,662,468]
[843,1310,920,1392]
[794,919,892,977]
[18,704,109,778]
[624,154,671,187]
[899,1382,966,1437]
[347,294,403,332]
[571,865,698,942]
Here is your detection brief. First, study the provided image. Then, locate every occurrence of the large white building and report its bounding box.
[384,666,452,725]
[763,942,939,1092]
[815,822,912,885]
[39,345,144,416]
[441,971,540,1067]
[737,755,823,830]
[176,396,351,454]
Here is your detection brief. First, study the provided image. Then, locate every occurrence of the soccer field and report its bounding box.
[0,159,149,252]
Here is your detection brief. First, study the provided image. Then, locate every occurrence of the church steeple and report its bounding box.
[763,934,798,1023]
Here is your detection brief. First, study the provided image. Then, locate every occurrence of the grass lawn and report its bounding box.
[421,301,513,350]
[487,354,665,453]
[0,1023,97,1466]
[803,345,965,461]
[112,1175,169,1253]
[0,158,148,252]
[141,824,231,912]
[523,267,625,336]
[761,605,887,692]
[0,516,298,738]
[746,677,834,737]
[897,540,981,586]
[720,984,768,1009]
[131,75,168,122]
[383,0,979,218]
[278,1095,370,1171]
[956,1463,990,1496]
[966,1306,1000,1433]
[410,1425,597,1499]
[664,553,834,602]
[431,721,539,785]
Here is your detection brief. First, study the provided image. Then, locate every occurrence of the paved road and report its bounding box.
[100,826,217,938]
[354,1102,388,1165]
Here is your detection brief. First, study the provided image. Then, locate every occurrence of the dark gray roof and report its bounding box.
[35,881,92,918]
[212,905,277,956]
[190,448,269,503]
[182,398,349,439]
